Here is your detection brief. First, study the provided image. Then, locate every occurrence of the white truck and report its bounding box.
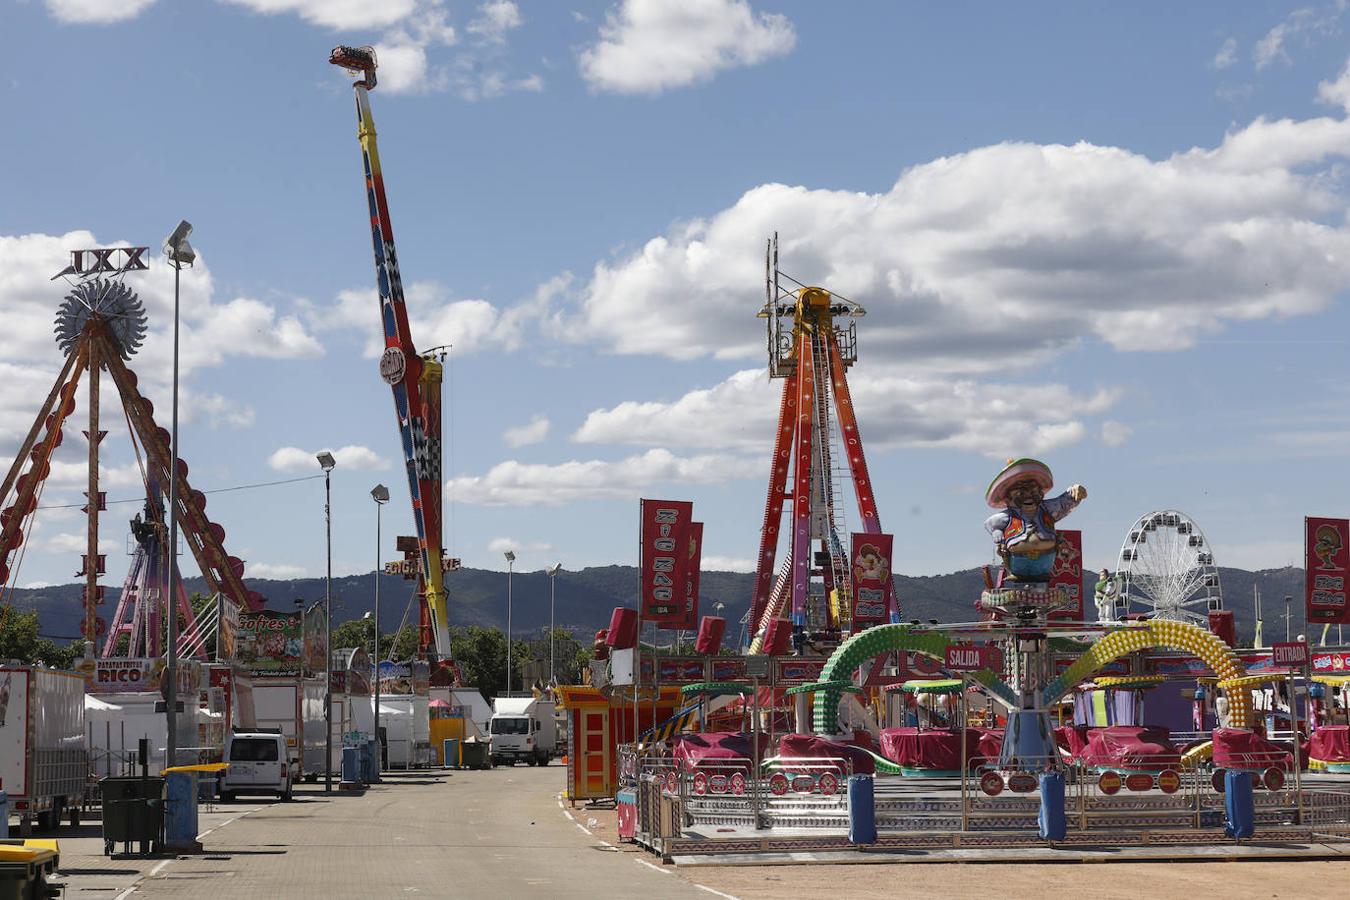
[0,667,87,832]
[488,696,556,767]
[251,678,313,782]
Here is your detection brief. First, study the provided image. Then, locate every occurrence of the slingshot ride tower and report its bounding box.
[0,256,259,659]
[748,235,890,654]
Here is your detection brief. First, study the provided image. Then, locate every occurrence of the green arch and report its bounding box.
[811,624,1016,734]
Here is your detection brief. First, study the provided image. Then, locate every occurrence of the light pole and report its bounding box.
[504,550,515,695]
[162,220,194,770]
[371,484,389,770]
[317,451,337,791]
[546,563,561,686]
[1285,595,1293,643]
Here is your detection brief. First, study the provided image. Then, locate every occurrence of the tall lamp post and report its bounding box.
[162,220,194,770]
[317,451,337,791]
[546,563,561,687]
[371,484,389,770]
[504,550,515,695]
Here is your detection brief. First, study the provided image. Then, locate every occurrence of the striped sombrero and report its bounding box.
[985,458,1054,509]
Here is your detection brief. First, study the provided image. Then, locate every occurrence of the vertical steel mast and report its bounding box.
[329,46,451,656]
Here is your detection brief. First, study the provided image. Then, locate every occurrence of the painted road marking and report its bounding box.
[694,885,741,900]
[634,858,671,876]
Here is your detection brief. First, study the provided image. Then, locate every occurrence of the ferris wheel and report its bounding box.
[1115,510,1222,624]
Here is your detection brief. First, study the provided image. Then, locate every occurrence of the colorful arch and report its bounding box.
[1041,619,1252,728]
[811,624,1016,734]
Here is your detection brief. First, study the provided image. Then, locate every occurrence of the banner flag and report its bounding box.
[672,522,704,631]
[850,532,895,627]
[1306,517,1350,624]
[1049,529,1084,621]
[640,499,693,623]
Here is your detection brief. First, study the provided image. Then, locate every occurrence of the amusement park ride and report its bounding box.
[748,235,887,653]
[329,45,458,660]
[0,261,261,659]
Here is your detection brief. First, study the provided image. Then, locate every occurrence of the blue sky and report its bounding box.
[5,1,1350,608]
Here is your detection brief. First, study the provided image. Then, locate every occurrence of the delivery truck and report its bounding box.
[252,677,312,782]
[488,696,556,767]
[0,667,87,832]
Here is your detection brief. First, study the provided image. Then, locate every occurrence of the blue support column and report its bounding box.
[1038,771,1066,841]
[1224,770,1255,839]
[847,774,876,845]
[163,772,201,852]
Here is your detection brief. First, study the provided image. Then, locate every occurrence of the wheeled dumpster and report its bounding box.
[99,776,164,856]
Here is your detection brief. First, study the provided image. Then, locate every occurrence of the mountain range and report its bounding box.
[8,564,1317,648]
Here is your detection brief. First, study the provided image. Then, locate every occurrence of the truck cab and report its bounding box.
[221,730,293,802]
[489,714,547,767]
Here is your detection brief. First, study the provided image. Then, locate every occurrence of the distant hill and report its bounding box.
[10,564,1317,647]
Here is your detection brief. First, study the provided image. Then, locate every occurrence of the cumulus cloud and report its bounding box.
[1320,56,1350,110]
[217,0,417,30]
[268,445,390,473]
[247,562,308,579]
[446,449,760,505]
[575,368,1117,458]
[701,555,754,572]
[1253,5,1343,70]
[309,281,519,358]
[467,0,522,43]
[486,536,553,556]
[570,110,1350,369]
[579,0,795,94]
[1100,420,1133,447]
[503,415,550,448]
[46,532,117,554]
[1212,37,1238,70]
[45,0,156,23]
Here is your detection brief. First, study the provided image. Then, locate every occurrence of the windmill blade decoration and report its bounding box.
[54,277,148,360]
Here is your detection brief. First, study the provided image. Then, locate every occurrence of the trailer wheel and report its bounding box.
[70,804,81,827]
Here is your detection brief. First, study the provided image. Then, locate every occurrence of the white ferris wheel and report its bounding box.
[1115,510,1222,624]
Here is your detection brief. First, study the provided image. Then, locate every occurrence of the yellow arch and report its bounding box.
[1042,619,1252,728]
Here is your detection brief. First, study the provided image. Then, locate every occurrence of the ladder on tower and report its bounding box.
[748,557,793,654]
[810,329,853,632]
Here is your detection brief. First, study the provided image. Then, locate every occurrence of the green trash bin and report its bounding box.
[100,776,165,857]
[459,741,490,770]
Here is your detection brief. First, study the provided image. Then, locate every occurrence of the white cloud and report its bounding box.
[1253,6,1343,70]
[268,445,390,473]
[311,281,519,358]
[217,0,417,30]
[1319,56,1350,110]
[701,555,753,572]
[467,1,522,43]
[1212,37,1238,70]
[46,532,117,554]
[503,415,550,448]
[446,448,760,506]
[579,0,795,94]
[45,0,156,24]
[574,368,1117,458]
[570,104,1350,369]
[1100,420,1133,447]
[487,536,553,557]
[247,562,307,579]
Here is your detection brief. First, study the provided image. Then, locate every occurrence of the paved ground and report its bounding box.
[55,766,718,899]
[45,765,1350,899]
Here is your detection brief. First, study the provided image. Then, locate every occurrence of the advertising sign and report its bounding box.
[237,610,303,676]
[777,659,825,683]
[639,499,694,623]
[850,532,895,627]
[658,659,704,683]
[1048,529,1084,621]
[219,594,240,661]
[1272,641,1310,668]
[86,657,203,695]
[1307,517,1350,624]
[0,671,28,795]
[671,522,704,631]
[302,602,328,678]
[710,657,747,682]
[944,644,1001,672]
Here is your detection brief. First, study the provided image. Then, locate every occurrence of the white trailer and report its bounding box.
[0,668,87,832]
[299,677,328,782]
[252,678,307,781]
[488,696,556,767]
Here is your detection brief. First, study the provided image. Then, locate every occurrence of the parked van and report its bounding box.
[221,730,293,802]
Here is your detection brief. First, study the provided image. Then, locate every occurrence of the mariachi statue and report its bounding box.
[984,458,1086,582]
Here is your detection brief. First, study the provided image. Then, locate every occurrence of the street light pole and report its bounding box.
[1285,595,1293,643]
[504,551,515,695]
[317,452,337,791]
[546,563,561,686]
[162,220,194,771]
[371,484,389,771]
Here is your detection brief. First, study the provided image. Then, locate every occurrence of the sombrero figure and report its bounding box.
[983,458,1087,582]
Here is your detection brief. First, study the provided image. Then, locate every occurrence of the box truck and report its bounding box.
[488,696,555,767]
[0,668,87,832]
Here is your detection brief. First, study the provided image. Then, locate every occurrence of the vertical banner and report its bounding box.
[640,499,693,624]
[1306,517,1350,624]
[674,522,704,631]
[1049,529,1084,621]
[850,533,895,627]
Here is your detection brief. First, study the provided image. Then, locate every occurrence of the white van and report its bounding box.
[221,730,293,802]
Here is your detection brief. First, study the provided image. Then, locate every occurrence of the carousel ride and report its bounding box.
[0,261,261,659]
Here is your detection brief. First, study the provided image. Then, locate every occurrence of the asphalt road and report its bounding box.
[58,764,713,899]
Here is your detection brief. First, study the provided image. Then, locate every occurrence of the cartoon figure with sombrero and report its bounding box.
[983,458,1087,582]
